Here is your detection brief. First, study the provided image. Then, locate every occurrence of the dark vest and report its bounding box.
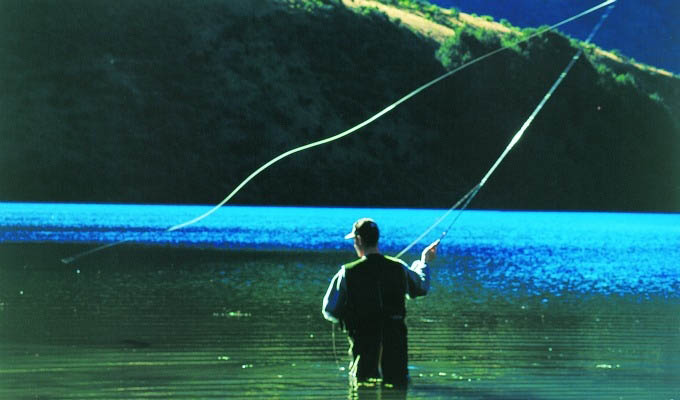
[343,254,407,332]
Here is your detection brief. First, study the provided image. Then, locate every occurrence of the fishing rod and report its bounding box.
[396,1,617,258]
[61,0,616,264]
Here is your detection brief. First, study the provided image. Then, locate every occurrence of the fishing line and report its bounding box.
[331,323,344,373]
[396,2,617,258]
[61,239,131,264]
[394,184,479,257]
[61,0,616,264]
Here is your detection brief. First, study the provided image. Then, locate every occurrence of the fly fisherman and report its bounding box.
[322,218,439,387]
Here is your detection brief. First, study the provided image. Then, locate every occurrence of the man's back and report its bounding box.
[344,254,408,330]
[343,254,411,385]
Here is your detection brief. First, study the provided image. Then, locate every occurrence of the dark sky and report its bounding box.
[430,0,679,74]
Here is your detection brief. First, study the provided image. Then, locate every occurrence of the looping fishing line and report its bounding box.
[61,0,616,264]
[395,1,617,258]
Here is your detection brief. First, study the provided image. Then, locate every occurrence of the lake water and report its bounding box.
[1,203,679,399]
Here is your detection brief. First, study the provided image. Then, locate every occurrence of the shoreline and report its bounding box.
[0,241,360,271]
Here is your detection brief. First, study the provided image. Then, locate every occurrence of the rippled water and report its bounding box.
[2,203,679,298]
[1,203,679,398]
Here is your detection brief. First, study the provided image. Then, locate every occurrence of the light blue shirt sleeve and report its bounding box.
[322,267,347,323]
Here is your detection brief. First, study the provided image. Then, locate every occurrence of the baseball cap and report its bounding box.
[344,218,379,243]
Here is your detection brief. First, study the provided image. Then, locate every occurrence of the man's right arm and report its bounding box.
[322,267,347,323]
[405,239,439,298]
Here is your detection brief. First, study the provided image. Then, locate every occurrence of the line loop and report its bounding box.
[396,2,617,258]
[61,0,616,264]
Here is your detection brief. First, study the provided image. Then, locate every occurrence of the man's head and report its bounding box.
[345,218,379,256]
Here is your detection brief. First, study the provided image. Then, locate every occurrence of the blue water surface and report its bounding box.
[1,202,679,298]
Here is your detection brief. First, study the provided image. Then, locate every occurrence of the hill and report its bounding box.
[1,0,678,211]
[431,0,680,75]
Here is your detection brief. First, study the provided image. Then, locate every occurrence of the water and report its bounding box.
[1,203,679,399]
[2,202,679,298]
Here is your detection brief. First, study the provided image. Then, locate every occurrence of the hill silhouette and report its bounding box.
[432,0,680,75]
[1,0,678,211]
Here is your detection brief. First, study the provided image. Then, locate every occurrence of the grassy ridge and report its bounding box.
[1,0,678,211]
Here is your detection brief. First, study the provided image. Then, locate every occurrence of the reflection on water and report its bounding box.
[1,244,678,399]
[2,204,680,299]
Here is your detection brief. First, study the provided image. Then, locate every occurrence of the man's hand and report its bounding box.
[420,239,440,263]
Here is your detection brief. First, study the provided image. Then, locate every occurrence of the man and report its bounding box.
[322,218,439,386]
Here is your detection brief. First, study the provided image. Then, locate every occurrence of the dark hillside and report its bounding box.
[1,0,678,211]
